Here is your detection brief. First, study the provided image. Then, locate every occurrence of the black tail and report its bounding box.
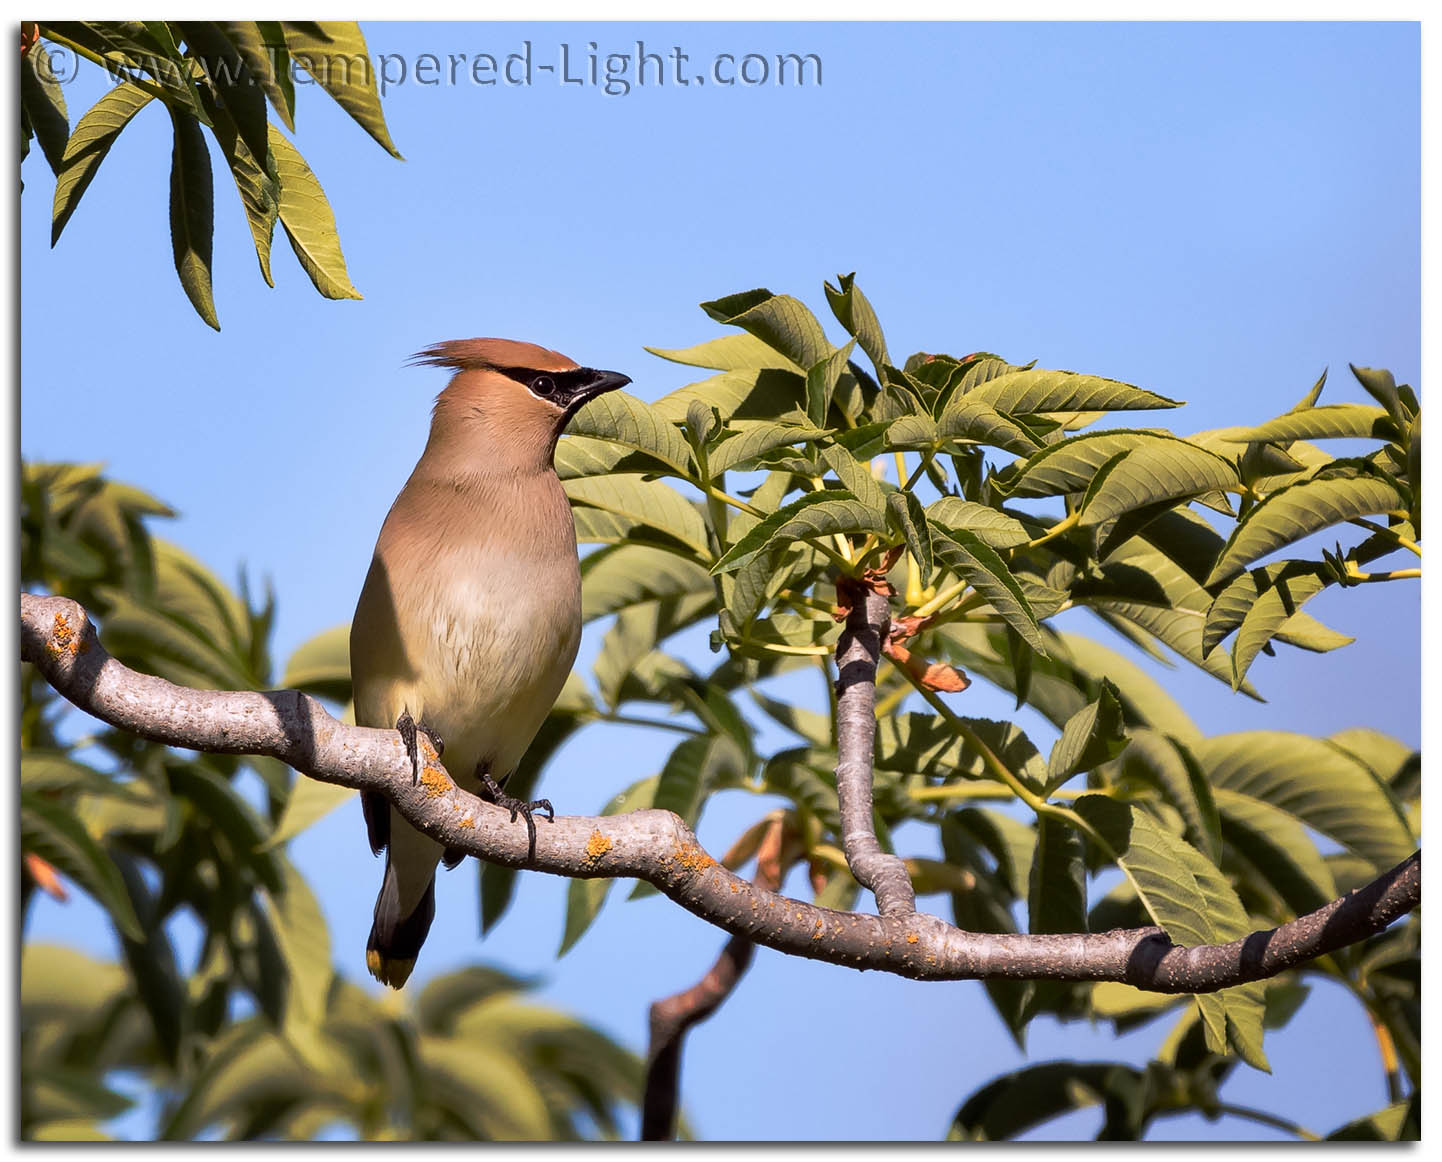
[365,861,436,989]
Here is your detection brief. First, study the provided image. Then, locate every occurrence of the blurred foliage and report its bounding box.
[21,21,400,329]
[19,462,641,1141]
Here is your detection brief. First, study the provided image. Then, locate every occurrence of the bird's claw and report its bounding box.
[396,711,444,786]
[479,770,554,860]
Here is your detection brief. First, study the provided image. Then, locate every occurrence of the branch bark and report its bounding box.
[20,591,1420,993]
[833,579,916,917]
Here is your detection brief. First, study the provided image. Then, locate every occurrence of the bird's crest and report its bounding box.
[410,338,578,374]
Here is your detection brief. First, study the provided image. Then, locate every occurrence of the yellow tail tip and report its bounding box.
[366,948,415,989]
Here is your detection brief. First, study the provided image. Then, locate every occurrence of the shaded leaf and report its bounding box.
[269,126,361,301]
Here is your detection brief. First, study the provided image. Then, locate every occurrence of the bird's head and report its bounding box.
[412,338,631,471]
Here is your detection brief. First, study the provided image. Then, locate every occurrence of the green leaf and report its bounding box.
[268,126,362,301]
[281,21,401,157]
[886,490,933,583]
[925,498,1031,549]
[700,288,832,370]
[712,491,885,574]
[264,776,354,848]
[262,854,332,1026]
[1117,729,1221,862]
[819,444,887,511]
[221,21,296,130]
[646,332,803,373]
[1028,816,1086,934]
[653,367,809,427]
[966,368,1181,415]
[166,109,219,330]
[1234,404,1396,444]
[1193,732,1415,871]
[580,543,712,621]
[824,272,889,372]
[931,529,1047,655]
[20,792,145,942]
[952,1060,1150,1141]
[565,475,711,557]
[1349,365,1404,427]
[1206,475,1406,585]
[567,391,695,477]
[1213,788,1337,916]
[708,421,832,476]
[558,775,658,955]
[885,413,940,449]
[21,44,69,175]
[937,396,1045,455]
[1202,562,1350,686]
[280,622,351,701]
[805,340,856,427]
[997,431,1200,500]
[168,763,283,892]
[652,733,747,827]
[1072,795,1269,1069]
[1045,680,1128,788]
[1078,442,1239,528]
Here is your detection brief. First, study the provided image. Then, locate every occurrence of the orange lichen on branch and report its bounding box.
[419,768,450,798]
[669,842,716,874]
[47,612,89,658]
[585,830,614,862]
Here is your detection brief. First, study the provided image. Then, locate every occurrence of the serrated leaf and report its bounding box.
[819,443,886,511]
[712,491,885,574]
[1193,732,1415,870]
[886,413,941,450]
[931,529,1048,655]
[1072,795,1269,1069]
[166,109,218,330]
[924,498,1030,549]
[646,331,803,372]
[886,490,932,583]
[567,390,695,477]
[20,793,145,942]
[708,421,831,476]
[1203,562,1347,686]
[565,475,710,557]
[805,340,855,427]
[998,431,1208,501]
[281,21,401,157]
[269,126,361,301]
[1206,475,1406,585]
[700,288,832,370]
[937,395,1044,454]
[1045,680,1127,788]
[824,272,889,372]
[1079,442,1239,528]
[1234,404,1396,444]
[1118,730,1221,862]
[967,368,1180,415]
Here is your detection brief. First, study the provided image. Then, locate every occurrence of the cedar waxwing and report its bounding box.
[350,338,630,988]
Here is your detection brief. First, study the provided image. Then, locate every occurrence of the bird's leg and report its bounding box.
[395,711,444,786]
[476,764,554,860]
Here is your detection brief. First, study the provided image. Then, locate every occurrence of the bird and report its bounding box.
[349,338,630,988]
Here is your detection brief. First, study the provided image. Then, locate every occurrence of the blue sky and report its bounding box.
[20,21,1420,1141]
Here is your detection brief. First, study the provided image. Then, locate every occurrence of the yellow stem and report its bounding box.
[1349,517,1421,557]
[1024,508,1082,549]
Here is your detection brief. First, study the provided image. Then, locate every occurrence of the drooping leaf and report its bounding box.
[1028,816,1086,934]
[558,775,658,955]
[21,44,70,175]
[280,21,401,157]
[1045,680,1128,788]
[931,529,1048,655]
[805,341,855,427]
[166,108,218,330]
[269,126,361,301]
[1206,475,1407,585]
[1213,788,1337,917]
[1117,729,1221,862]
[886,490,932,583]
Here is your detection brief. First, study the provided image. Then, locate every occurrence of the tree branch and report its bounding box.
[20,591,1420,993]
[640,816,796,1141]
[833,578,916,916]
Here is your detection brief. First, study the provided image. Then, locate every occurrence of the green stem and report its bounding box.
[1023,508,1082,549]
[598,713,698,737]
[1207,1104,1320,1142]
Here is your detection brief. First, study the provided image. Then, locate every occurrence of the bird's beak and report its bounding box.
[583,369,631,399]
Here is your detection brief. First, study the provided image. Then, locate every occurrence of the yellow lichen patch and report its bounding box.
[459,815,475,828]
[670,842,715,873]
[729,882,740,893]
[812,919,825,940]
[585,830,613,862]
[905,932,919,944]
[420,768,450,798]
[47,612,87,657]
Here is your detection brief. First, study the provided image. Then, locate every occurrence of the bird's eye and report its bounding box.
[531,375,556,397]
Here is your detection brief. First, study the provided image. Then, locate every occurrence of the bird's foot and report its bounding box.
[478,769,554,860]
[396,711,444,785]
